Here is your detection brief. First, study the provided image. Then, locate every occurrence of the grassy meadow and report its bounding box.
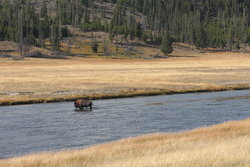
[1,118,249,167]
[0,49,250,105]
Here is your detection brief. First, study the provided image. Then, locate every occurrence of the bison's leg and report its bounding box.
[82,105,86,111]
[74,102,78,110]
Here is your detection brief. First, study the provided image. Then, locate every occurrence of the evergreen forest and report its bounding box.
[0,0,249,54]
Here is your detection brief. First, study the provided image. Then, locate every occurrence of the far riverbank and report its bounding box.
[1,51,250,106]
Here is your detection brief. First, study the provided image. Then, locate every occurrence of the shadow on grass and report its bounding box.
[25,51,68,59]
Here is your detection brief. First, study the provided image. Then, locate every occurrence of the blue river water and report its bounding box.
[0,90,250,159]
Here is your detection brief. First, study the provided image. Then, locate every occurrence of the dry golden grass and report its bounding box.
[1,51,250,105]
[1,119,250,167]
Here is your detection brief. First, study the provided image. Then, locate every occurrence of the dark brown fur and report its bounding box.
[74,99,93,111]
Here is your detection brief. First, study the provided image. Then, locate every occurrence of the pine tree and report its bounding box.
[40,0,48,19]
[161,31,173,54]
[50,20,60,51]
[39,0,49,48]
[135,22,142,38]
[196,25,208,49]
[103,37,111,59]
[190,27,197,49]
[247,27,250,45]
[91,32,98,53]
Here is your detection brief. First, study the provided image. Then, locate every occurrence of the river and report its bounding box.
[0,90,250,159]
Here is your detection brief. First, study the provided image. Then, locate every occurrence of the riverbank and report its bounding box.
[1,51,250,106]
[0,85,250,106]
[1,118,249,167]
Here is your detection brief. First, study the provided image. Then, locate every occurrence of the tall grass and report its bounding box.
[1,119,250,167]
[1,51,250,105]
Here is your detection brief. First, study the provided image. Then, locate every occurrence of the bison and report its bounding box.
[74,99,93,111]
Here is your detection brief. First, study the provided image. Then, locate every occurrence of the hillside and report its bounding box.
[0,0,249,60]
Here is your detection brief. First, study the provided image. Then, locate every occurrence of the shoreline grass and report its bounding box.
[0,84,249,106]
[1,118,250,167]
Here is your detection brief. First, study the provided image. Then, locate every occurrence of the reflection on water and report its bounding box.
[214,95,250,101]
[0,90,250,159]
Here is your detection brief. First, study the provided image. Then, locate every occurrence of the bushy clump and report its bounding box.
[25,51,46,58]
[61,26,71,38]
[25,50,66,59]
[91,42,99,53]
[0,54,11,58]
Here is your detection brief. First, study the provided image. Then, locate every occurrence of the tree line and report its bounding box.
[120,0,250,50]
[0,0,71,55]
